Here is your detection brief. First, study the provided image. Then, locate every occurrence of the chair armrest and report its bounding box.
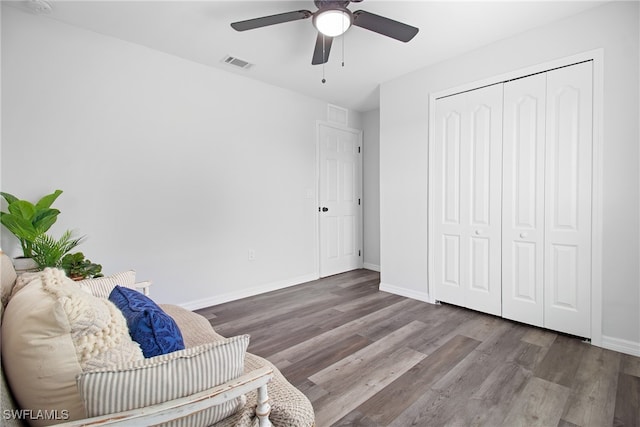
[58,366,274,427]
[134,281,151,296]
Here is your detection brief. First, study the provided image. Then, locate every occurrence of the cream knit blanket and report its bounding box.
[38,268,143,370]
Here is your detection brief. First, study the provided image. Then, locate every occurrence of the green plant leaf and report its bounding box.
[7,200,36,220]
[61,251,102,279]
[0,214,39,240]
[0,192,19,205]
[32,230,84,269]
[35,190,63,210]
[1,190,64,258]
[32,209,61,233]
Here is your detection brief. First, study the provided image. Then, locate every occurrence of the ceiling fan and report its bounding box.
[230,0,419,65]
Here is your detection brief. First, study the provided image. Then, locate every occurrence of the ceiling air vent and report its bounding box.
[25,0,52,14]
[222,55,253,70]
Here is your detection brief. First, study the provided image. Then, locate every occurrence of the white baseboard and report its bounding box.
[601,335,640,357]
[379,282,434,304]
[363,262,380,272]
[179,273,320,311]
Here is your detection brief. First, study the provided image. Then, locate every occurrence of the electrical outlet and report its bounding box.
[248,249,256,261]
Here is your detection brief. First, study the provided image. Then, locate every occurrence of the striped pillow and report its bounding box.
[76,335,250,426]
[78,271,136,298]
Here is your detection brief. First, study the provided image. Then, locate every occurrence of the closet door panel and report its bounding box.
[434,84,502,316]
[544,62,592,338]
[465,87,503,316]
[443,111,462,225]
[502,73,546,327]
[434,96,465,307]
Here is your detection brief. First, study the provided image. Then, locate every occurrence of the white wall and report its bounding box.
[362,109,380,271]
[1,6,361,308]
[380,1,640,349]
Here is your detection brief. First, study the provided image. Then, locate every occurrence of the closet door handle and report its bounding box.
[475,230,482,235]
[520,232,528,238]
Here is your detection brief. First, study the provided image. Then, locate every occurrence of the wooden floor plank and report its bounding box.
[356,300,453,344]
[502,377,572,427]
[534,334,589,387]
[332,410,379,427]
[311,344,425,426]
[506,339,550,372]
[212,291,343,335]
[449,362,531,427]
[196,269,640,427]
[472,320,529,357]
[401,306,477,356]
[279,334,373,385]
[355,334,481,425]
[613,372,640,427]
[621,353,640,377]
[522,327,558,348]
[332,291,406,318]
[387,325,528,426]
[447,309,505,343]
[309,321,427,387]
[430,341,528,424]
[560,346,621,427]
[267,298,417,366]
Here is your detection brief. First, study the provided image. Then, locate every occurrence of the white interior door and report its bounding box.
[543,62,593,338]
[433,84,503,316]
[318,123,362,277]
[502,73,547,327]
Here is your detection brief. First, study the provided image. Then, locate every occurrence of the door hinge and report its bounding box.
[359,250,361,257]
[358,146,361,153]
[358,198,361,205]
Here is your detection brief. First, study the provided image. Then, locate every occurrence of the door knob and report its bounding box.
[321,207,329,212]
[475,230,482,235]
[520,232,528,238]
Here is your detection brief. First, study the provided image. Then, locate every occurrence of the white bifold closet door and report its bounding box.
[433,84,503,317]
[502,73,547,327]
[502,62,593,338]
[434,61,593,338]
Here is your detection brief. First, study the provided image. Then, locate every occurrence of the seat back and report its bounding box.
[1,252,26,426]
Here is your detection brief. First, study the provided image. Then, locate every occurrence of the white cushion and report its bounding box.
[77,335,250,426]
[0,252,17,309]
[1,268,143,425]
[77,270,136,298]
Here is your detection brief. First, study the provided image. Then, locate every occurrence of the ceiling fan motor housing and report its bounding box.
[314,0,351,10]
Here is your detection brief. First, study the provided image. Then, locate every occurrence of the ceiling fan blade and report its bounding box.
[231,10,312,31]
[352,10,419,42]
[312,33,333,65]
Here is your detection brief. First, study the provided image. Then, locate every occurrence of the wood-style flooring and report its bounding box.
[195,270,640,427]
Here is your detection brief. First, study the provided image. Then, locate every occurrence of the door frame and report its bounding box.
[315,120,364,277]
[427,49,604,346]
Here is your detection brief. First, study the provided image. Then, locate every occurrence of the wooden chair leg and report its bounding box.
[256,384,272,427]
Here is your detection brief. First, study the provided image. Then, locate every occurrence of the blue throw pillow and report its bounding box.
[109,285,185,357]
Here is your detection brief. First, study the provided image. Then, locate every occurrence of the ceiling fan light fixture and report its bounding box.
[313,8,352,37]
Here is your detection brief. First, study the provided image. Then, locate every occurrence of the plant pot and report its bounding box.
[12,257,39,274]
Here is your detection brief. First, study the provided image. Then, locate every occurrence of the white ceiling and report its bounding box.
[13,0,607,111]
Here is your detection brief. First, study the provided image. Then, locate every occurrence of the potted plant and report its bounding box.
[30,230,84,270]
[0,189,63,271]
[60,252,103,280]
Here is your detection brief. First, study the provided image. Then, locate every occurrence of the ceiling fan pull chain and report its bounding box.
[342,34,345,67]
[342,17,345,67]
[322,34,327,84]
